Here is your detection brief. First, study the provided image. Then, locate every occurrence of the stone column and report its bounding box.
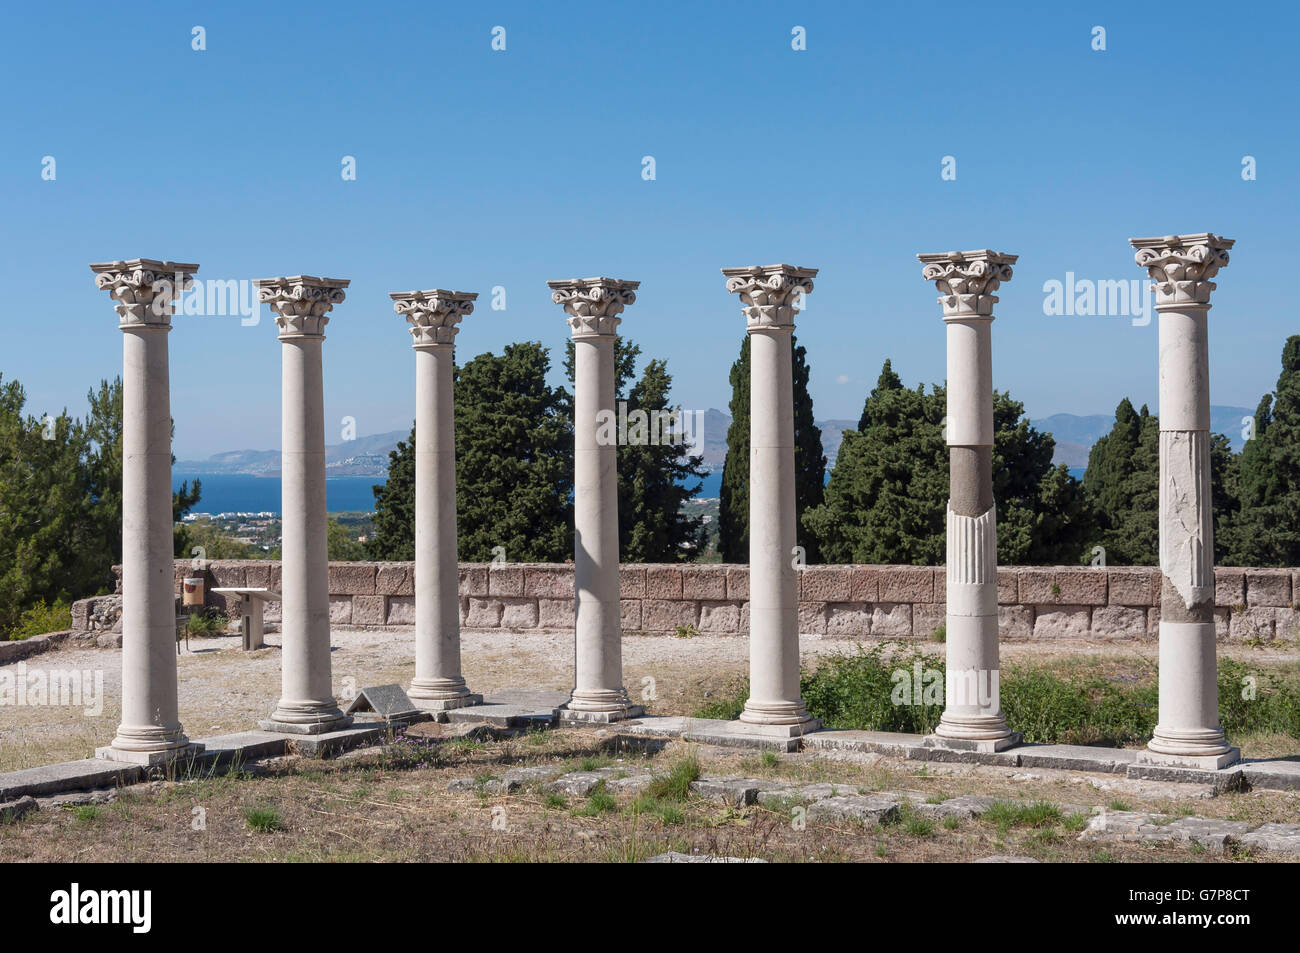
[91,259,204,765]
[256,276,351,734]
[1131,233,1239,769]
[722,265,820,733]
[548,277,644,723]
[918,250,1019,752]
[391,288,481,712]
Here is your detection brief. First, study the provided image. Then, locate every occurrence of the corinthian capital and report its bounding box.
[917,250,1017,319]
[254,275,349,338]
[721,264,817,331]
[548,277,639,337]
[90,258,199,329]
[1130,233,1233,308]
[390,289,477,348]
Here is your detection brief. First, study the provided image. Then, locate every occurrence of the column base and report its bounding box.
[730,718,823,738]
[1136,747,1241,770]
[260,700,352,735]
[924,731,1022,754]
[739,699,818,729]
[556,704,646,725]
[411,693,484,713]
[95,742,205,766]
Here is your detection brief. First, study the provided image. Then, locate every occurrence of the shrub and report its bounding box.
[7,600,72,641]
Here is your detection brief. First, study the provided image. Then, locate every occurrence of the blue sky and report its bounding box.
[2,0,1295,458]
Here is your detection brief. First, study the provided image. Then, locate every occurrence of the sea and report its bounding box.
[179,468,1087,517]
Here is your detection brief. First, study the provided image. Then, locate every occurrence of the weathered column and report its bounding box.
[91,259,204,764]
[1131,233,1239,769]
[722,265,820,733]
[256,276,351,734]
[918,250,1019,752]
[391,288,481,711]
[548,277,643,723]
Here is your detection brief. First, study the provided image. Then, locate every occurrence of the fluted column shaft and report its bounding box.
[723,265,819,731]
[1132,233,1238,767]
[392,288,479,709]
[257,275,350,733]
[549,277,642,721]
[91,259,200,764]
[919,250,1017,750]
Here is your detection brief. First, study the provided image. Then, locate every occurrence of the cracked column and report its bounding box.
[722,265,820,733]
[1131,233,1239,769]
[391,288,482,712]
[91,259,204,765]
[548,277,644,723]
[918,250,1019,752]
[256,276,351,734]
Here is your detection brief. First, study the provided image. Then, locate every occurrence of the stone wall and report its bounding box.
[81,560,1300,643]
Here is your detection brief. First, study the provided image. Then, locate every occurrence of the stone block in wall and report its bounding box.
[264,599,282,623]
[643,599,698,632]
[524,566,573,598]
[1275,608,1300,641]
[387,596,415,625]
[376,564,413,596]
[998,605,1033,641]
[825,604,871,639]
[209,563,247,589]
[1017,569,1055,604]
[878,567,934,603]
[466,597,503,628]
[738,602,750,636]
[352,595,387,627]
[328,594,353,624]
[1090,605,1145,639]
[996,570,1018,605]
[645,566,683,599]
[488,566,525,597]
[1245,570,1291,607]
[726,567,749,600]
[797,601,827,635]
[1107,568,1156,607]
[538,598,575,628]
[460,566,488,597]
[800,566,851,602]
[849,566,879,602]
[1215,607,1230,641]
[1031,606,1091,639]
[500,597,538,629]
[1146,607,1160,636]
[1215,569,1245,608]
[698,601,741,634]
[681,565,726,600]
[621,599,643,631]
[1229,606,1277,641]
[914,603,946,640]
[244,562,273,589]
[871,603,912,638]
[1053,568,1107,606]
[620,566,646,598]
[328,563,376,595]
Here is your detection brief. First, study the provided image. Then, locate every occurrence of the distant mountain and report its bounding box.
[179,404,1258,478]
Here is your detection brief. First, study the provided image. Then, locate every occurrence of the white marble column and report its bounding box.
[91,259,204,765]
[722,265,820,734]
[919,250,1019,751]
[1131,233,1239,769]
[391,288,481,712]
[256,276,350,734]
[548,277,644,723]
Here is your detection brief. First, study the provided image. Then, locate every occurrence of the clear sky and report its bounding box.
[2,1,1295,458]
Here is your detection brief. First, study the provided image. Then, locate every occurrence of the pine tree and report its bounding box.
[368,342,573,562]
[718,334,825,563]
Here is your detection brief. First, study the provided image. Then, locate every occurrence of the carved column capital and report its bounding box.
[390,289,477,348]
[254,275,350,339]
[721,264,817,331]
[1130,233,1233,309]
[90,258,199,330]
[548,277,639,337]
[918,250,1017,319]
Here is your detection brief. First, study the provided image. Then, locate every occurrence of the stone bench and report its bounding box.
[211,588,280,650]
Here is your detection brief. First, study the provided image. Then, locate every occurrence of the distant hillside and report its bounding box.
[178,429,409,477]
[1030,405,1254,468]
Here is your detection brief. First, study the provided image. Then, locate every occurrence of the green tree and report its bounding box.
[717,335,826,562]
[327,518,367,560]
[803,361,1089,565]
[369,342,574,562]
[564,338,707,561]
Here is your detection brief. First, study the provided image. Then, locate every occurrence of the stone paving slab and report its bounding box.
[1125,763,1244,792]
[1015,744,1136,774]
[1079,811,1253,854]
[280,723,390,758]
[541,767,627,797]
[0,758,144,801]
[806,794,901,825]
[192,731,289,768]
[442,691,565,729]
[691,777,782,807]
[803,730,929,758]
[755,781,863,807]
[1239,823,1300,856]
[605,774,654,794]
[643,851,767,863]
[483,764,568,794]
[681,721,807,753]
[1241,759,1300,792]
